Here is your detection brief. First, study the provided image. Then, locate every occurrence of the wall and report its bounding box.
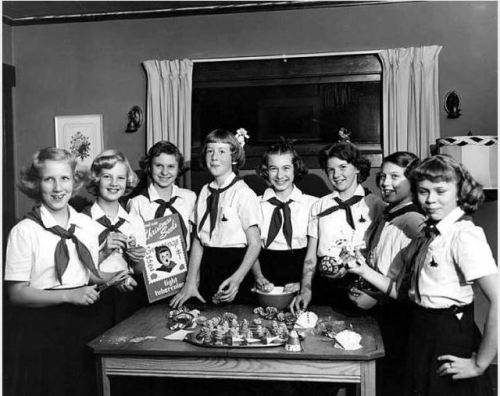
[3,23,13,65]
[8,1,497,219]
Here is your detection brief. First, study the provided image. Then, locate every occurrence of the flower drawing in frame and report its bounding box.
[55,114,103,169]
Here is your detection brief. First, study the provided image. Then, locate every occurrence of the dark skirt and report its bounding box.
[259,248,307,286]
[404,302,492,396]
[370,300,411,396]
[3,291,113,396]
[199,247,253,305]
[104,272,146,324]
[311,270,359,314]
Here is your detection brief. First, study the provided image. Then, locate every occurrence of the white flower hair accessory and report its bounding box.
[235,128,250,148]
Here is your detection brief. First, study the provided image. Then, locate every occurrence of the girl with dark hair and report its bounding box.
[170,129,261,307]
[349,151,424,396]
[252,138,318,290]
[127,140,196,250]
[348,154,497,396]
[292,141,385,312]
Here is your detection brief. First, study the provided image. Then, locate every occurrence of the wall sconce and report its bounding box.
[444,91,461,118]
[126,105,143,133]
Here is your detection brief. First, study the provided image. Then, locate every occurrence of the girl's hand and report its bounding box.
[125,246,146,263]
[169,281,206,308]
[115,276,137,292]
[348,287,378,310]
[67,285,100,306]
[255,276,274,293]
[104,232,127,254]
[346,254,370,277]
[291,290,311,314]
[217,277,241,303]
[437,353,486,379]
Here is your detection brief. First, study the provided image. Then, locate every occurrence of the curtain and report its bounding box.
[379,45,442,158]
[142,59,193,186]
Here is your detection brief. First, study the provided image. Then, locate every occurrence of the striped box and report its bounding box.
[437,136,497,189]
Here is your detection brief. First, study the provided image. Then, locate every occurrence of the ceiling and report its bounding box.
[3,1,386,25]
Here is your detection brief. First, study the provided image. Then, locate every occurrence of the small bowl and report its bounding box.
[255,286,294,310]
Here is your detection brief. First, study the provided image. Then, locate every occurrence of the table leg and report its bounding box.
[358,360,376,396]
[96,357,111,396]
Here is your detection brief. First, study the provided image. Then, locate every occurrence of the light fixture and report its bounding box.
[126,105,143,133]
[437,134,497,189]
[444,91,461,119]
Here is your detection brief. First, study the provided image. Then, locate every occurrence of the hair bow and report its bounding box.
[235,128,250,147]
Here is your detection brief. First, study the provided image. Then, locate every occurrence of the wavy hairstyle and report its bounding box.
[18,147,87,200]
[409,154,484,214]
[256,137,308,182]
[200,129,245,173]
[139,141,188,181]
[86,149,138,196]
[376,151,420,186]
[318,141,371,183]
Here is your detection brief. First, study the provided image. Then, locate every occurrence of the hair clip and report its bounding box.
[235,128,250,148]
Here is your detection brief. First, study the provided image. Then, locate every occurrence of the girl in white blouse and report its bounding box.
[84,149,147,322]
[350,151,424,396]
[252,138,318,290]
[348,154,497,396]
[292,141,385,312]
[4,147,112,396]
[170,129,261,307]
[127,141,196,250]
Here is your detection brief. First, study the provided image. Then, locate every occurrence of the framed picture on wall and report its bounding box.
[55,114,103,169]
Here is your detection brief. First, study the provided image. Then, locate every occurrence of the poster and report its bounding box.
[143,213,188,303]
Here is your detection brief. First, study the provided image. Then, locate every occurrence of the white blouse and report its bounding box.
[5,205,100,289]
[195,173,261,248]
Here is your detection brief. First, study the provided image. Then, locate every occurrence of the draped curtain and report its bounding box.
[379,45,442,158]
[142,59,193,186]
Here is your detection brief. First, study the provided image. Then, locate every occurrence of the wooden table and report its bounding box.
[89,304,384,396]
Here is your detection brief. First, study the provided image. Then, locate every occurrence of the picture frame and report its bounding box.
[54,114,103,169]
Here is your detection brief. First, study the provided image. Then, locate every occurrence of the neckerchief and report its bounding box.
[316,194,365,230]
[198,177,240,238]
[25,206,100,285]
[96,216,126,246]
[141,189,188,242]
[265,197,293,249]
[153,196,188,241]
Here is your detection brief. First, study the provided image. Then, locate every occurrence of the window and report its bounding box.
[192,54,382,169]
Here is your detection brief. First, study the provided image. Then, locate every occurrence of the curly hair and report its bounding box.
[318,142,371,183]
[256,137,308,182]
[200,129,245,173]
[409,154,484,214]
[18,147,87,201]
[139,141,187,181]
[86,149,138,196]
[376,151,420,186]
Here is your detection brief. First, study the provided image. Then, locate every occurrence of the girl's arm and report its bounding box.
[291,236,318,313]
[348,257,399,299]
[169,237,206,308]
[218,225,261,302]
[437,273,498,379]
[7,281,100,308]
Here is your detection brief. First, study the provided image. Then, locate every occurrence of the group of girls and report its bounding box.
[4,126,497,396]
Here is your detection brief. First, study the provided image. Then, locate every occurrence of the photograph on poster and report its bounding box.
[54,114,103,169]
